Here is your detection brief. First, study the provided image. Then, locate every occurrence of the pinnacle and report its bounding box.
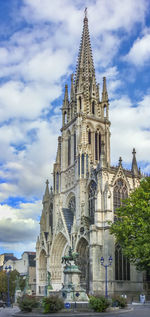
[43,179,50,200]
[132,148,139,176]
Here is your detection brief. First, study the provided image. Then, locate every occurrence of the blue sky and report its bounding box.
[0,0,150,258]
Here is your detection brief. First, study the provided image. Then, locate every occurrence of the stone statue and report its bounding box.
[61,247,79,265]
[47,271,53,293]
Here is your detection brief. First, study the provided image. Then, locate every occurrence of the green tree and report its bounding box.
[110,177,150,271]
[0,271,7,298]
[0,269,25,301]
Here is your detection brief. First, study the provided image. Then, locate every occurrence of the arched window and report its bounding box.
[68,196,76,214]
[113,179,128,212]
[81,153,84,175]
[115,245,130,280]
[49,203,53,232]
[86,154,88,173]
[68,133,71,166]
[95,132,98,160]
[113,180,130,281]
[56,172,59,192]
[64,111,67,124]
[78,155,80,176]
[79,96,82,110]
[99,133,101,159]
[88,181,97,224]
[104,104,107,117]
[74,132,76,160]
[88,130,91,144]
[92,101,95,114]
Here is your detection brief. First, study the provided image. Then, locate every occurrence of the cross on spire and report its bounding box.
[84,7,87,18]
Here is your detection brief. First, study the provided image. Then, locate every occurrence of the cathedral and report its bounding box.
[36,11,144,298]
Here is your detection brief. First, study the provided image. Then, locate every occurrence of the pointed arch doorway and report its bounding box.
[39,249,47,295]
[50,232,68,290]
[76,237,89,292]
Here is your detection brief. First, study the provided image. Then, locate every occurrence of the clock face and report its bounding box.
[80,226,84,234]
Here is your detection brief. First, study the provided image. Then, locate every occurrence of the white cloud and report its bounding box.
[110,94,150,164]
[124,30,150,66]
[0,202,40,244]
[0,116,61,201]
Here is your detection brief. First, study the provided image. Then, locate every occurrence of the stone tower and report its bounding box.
[36,10,143,297]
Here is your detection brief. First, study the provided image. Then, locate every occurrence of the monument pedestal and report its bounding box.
[61,260,89,302]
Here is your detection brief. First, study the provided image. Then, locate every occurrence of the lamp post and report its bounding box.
[5,265,12,307]
[100,256,112,298]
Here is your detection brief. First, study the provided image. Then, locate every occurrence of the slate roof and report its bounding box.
[62,208,74,233]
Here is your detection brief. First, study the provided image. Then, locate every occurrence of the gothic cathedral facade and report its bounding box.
[36,12,144,297]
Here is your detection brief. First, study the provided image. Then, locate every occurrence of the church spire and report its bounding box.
[132,148,139,176]
[75,8,96,113]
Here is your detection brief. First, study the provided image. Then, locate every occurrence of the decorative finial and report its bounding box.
[84,7,88,18]
[50,186,53,193]
[132,148,136,155]
[119,157,122,166]
[46,179,49,186]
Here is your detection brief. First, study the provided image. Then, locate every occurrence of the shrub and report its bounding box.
[42,295,64,313]
[89,295,110,312]
[112,295,127,308]
[17,295,39,312]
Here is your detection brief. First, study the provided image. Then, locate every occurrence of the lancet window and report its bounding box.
[95,131,101,161]
[68,133,71,166]
[113,179,128,212]
[79,96,82,110]
[113,180,130,280]
[68,196,76,214]
[95,132,98,160]
[115,244,130,281]
[92,101,95,114]
[78,155,80,176]
[74,132,76,160]
[56,172,59,192]
[88,130,91,144]
[88,180,97,224]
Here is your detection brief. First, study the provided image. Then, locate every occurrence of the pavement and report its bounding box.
[0,306,20,317]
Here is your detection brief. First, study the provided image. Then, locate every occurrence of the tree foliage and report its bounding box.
[0,269,25,300]
[110,177,150,271]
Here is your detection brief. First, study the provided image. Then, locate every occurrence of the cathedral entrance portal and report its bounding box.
[39,249,47,295]
[50,232,68,291]
[76,238,89,292]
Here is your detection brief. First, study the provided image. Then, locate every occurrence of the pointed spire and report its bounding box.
[132,148,139,176]
[70,74,75,101]
[102,77,108,102]
[63,84,69,107]
[56,136,61,164]
[43,179,50,203]
[75,8,96,112]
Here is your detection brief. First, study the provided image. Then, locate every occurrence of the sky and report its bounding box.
[0,0,150,258]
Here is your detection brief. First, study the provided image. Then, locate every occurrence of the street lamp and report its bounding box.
[5,265,12,307]
[100,256,112,298]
